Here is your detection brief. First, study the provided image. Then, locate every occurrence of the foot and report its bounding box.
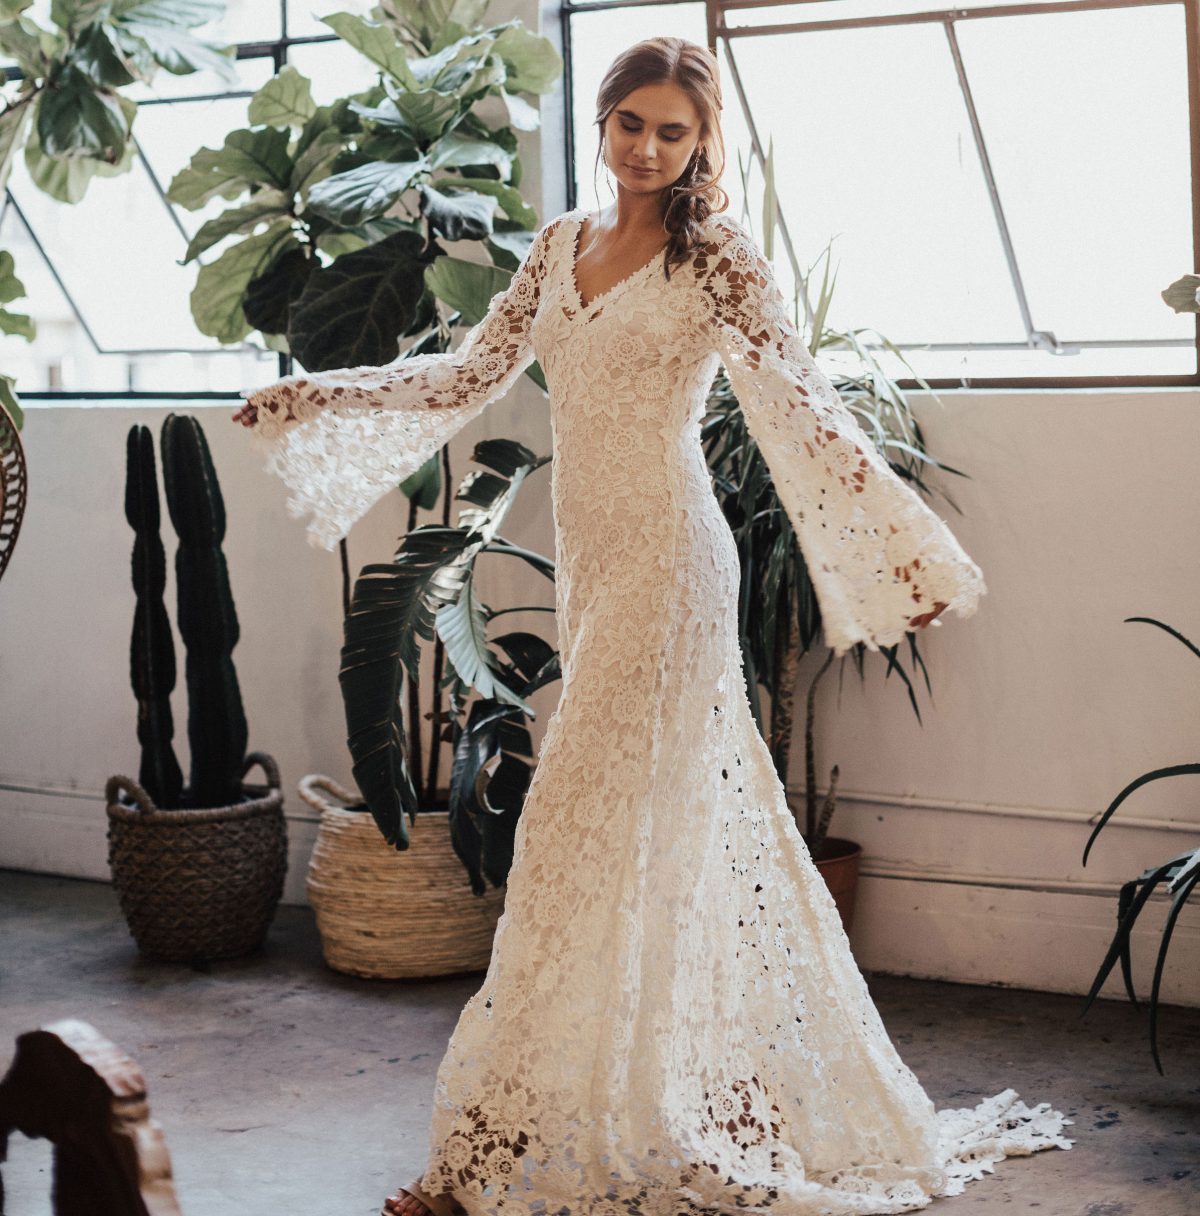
[382,1188,432,1216]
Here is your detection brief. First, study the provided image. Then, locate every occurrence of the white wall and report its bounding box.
[3,386,1197,1008]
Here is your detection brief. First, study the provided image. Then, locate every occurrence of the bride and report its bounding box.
[235,35,1072,1216]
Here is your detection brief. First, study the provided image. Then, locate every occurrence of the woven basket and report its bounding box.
[105,752,288,963]
[299,774,507,981]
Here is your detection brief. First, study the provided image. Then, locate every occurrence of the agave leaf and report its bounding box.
[1081,763,1200,866]
[1148,854,1200,1073]
[1079,857,1180,1018]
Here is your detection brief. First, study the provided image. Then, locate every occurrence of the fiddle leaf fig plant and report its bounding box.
[168,3,562,372]
[0,0,237,426]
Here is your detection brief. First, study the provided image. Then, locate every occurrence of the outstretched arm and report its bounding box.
[699,215,987,657]
[238,215,564,551]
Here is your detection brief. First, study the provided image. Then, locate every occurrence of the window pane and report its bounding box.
[287,0,376,40]
[286,37,382,105]
[722,6,1193,379]
[192,0,282,45]
[728,0,1104,28]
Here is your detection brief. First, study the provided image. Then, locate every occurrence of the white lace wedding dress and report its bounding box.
[246,206,1072,1215]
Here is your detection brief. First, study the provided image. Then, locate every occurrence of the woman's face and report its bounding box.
[601,81,704,197]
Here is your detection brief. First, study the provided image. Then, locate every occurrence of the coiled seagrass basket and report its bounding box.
[105,752,287,962]
[299,774,506,980]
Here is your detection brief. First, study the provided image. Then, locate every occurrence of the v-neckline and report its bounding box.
[566,208,669,315]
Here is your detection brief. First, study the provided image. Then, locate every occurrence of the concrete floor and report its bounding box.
[0,870,1196,1215]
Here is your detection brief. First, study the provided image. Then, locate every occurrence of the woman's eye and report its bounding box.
[619,122,682,142]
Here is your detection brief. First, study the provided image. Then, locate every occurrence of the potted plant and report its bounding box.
[300,437,560,978]
[166,1,563,606]
[106,414,286,963]
[162,8,563,971]
[1079,616,1199,1073]
[703,151,982,931]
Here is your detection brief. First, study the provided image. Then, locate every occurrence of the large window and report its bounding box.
[0,0,378,399]
[562,0,1199,387]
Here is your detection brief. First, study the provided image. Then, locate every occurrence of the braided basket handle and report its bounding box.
[242,751,281,791]
[104,774,158,814]
[297,773,364,814]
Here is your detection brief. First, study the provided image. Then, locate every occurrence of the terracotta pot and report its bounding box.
[809,836,862,933]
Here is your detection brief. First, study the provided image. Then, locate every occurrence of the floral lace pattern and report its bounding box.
[245,207,1069,1215]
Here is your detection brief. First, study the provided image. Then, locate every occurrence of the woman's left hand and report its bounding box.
[908,601,949,629]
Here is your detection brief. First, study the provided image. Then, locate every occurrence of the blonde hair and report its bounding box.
[591,36,730,278]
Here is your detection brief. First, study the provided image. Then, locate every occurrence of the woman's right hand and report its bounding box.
[232,383,304,429]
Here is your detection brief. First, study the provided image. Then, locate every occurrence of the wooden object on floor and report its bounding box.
[0,1018,183,1216]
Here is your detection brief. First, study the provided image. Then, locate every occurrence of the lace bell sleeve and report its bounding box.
[701,217,987,657]
[244,217,561,551]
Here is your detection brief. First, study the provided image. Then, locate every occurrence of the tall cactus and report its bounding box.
[160,414,247,809]
[124,425,183,808]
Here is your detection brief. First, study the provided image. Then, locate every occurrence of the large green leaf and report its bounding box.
[191,219,298,344]
[167,126,292,209]
[181,191,290,263]
[37,63,131,158]
[109,0,237,83]
[398,451,442,510]
[70,23,137,88]
[484,227,534,272]
[0,249,33,341]
[290,126,344,201]
[418,183,494,243]
[242,244,314,338]
[447,176,536,228]
[247,64,316,131]
[0,374,23,429]
[288,227,437,371]
[499,85,538,132]
[320,12,417,90]
[424,253,511,326]
[304,157,428,226]
[428,129,509,174]
[50,0,110,30]
[435,574,528,710]
[491,24,561,94]
[407,29,503,97]
[0,101,31,195]
[341,527,482,848]
[23,93,135,202]
[0,15,55,75]
[349,91,458,144]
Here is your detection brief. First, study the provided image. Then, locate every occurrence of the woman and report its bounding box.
[235,36,1072,1216]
